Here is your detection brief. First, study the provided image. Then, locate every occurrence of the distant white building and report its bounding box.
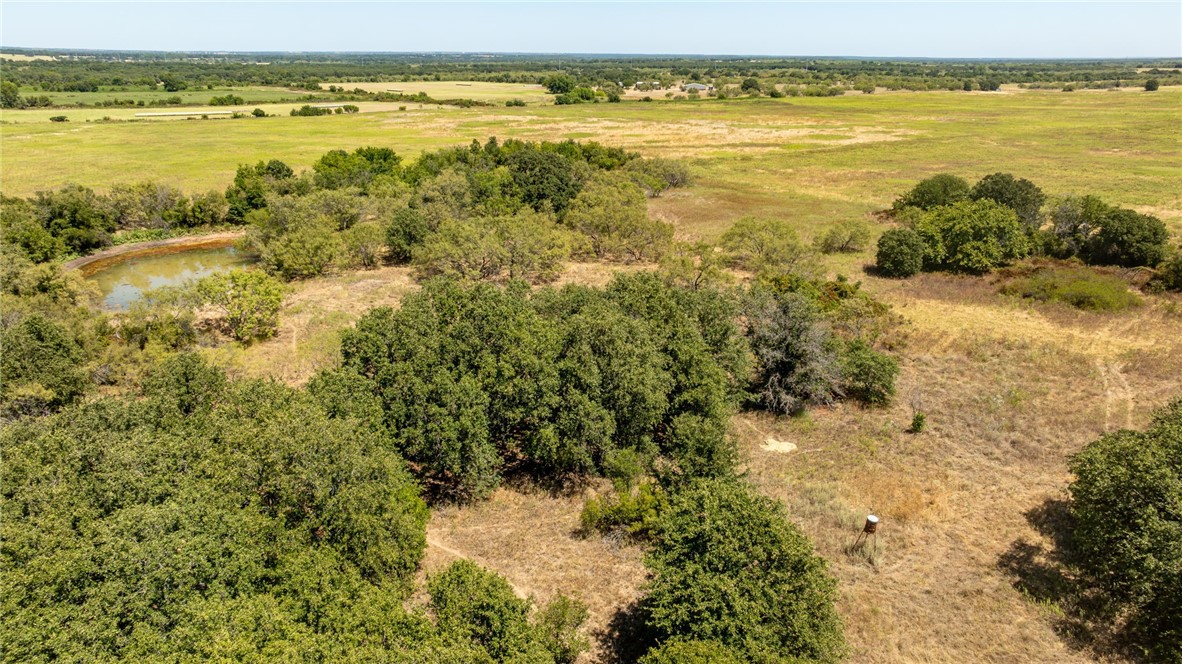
[682,83,712,92]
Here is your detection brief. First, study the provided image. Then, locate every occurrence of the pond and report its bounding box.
[83,245,253,310]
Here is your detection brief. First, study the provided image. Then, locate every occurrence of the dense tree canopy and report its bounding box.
[1069,399,1182,661]
[327,274,747,502]
[915,200,1030,273]
[970,172,1046,228]
[640,478,846,663]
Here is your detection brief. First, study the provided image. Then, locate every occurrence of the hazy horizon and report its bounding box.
[2,2,1180,59]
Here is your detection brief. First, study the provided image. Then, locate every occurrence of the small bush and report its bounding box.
[1000,266,1140,311]
[505,98,526,107]
[536,595,590,663]
[908,412,927,434]
[196,269,285,341]
[841,340,898,407]
[816,218,872,254]
[1145,78,1160,91]
[970,172,1045,228]
[580,482,667,542]
[251,108,266,117]
[290,104,333,117]
[1151,248,1182,292]
[49,115,68,122]
[875,228,925,278]
[642,478,846,663]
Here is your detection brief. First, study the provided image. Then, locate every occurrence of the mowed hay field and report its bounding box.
[5,88,1182,662]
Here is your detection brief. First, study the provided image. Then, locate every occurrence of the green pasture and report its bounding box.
[26,86,318,107]
[3,88,1179,239]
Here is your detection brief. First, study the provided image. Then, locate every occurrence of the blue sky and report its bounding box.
[3,2,1180,58]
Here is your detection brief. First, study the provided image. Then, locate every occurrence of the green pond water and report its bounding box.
[87,246,252,310]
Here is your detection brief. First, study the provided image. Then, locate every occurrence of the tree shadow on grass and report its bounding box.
[997,497,1149,662]
[594,598,654,664]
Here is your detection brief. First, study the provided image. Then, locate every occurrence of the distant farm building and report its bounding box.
[682,83,713,92]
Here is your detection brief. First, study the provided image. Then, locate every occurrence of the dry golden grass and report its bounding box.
[199,265,418,385]
[419,485,647,663]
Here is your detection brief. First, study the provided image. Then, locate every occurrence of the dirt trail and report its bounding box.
[426,534,533,599]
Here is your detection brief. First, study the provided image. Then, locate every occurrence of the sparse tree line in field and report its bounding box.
[875,172,1182,295]
[0,138,687,274]
[3,52,1179,108]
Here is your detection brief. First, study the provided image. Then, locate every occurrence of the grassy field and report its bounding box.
[327,79,553,104]
[26,85,319,107]
[8,86,1182,662]
[4,87,1179,234]
[0,100,448,125]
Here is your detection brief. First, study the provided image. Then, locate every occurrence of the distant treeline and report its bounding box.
[2,49,1179,95]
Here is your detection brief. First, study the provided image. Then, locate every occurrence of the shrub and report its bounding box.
[49,115,68,122]
[537,595,591,664]
[580,482,667,542]
[385,206,433,263]
[875,227,925,277]
[258,219,342,279]
[413,211,570,283]
[893,173,970,211]
[915,199,1030,273]
[428,560,546,660]
[505,98,526,107]
[1069,399,1182,659]
[840,340,898,407]
[1050,196,1169,267]
[313,146,402,191]
[815,218,872,254]
[908,411,927,433]
[342,221,387,268]
[188,190,229,226]
[1145,78,1160,91]
[1151,247,1182,291]
[1000,266,1140,311]
[290,104,333,116]
[744,289,842,414]
[1087,207,1169,268]
[0,315,90,417]
[641,478,845,663]
[622,157,692,196]
[721,217,816,277]
[251,107,266,117]
[108,181,190,229]
[504,147,581,215]
[970,172,1046,228]
[209,94,245,106]
[564,172,671,262]
[196,269,285,341]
